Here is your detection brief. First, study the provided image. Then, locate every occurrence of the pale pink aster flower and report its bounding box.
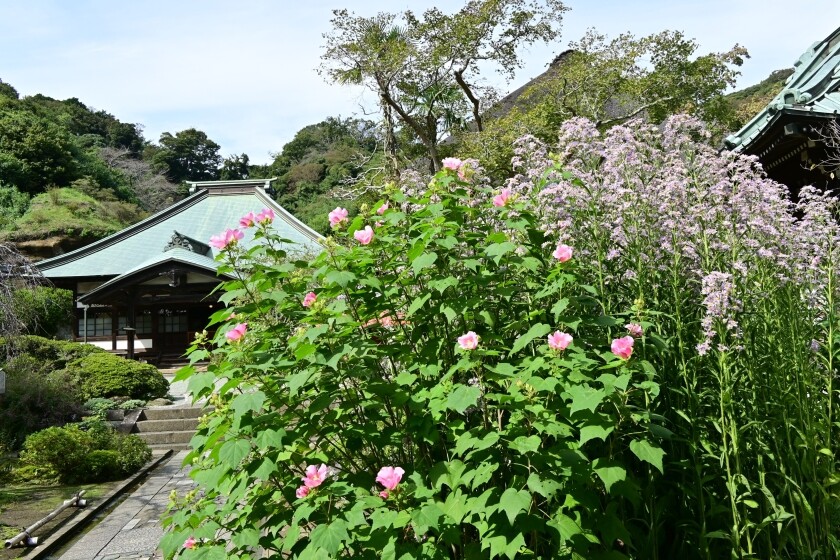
[226,323,247,342]
[239,211,257,228]
[553,243,573,262]
[354,225,374,245]
[256,208,275,224]
[492,188,512,207]
[547,331,573,351]
[376,466,405,490]
[302,292,317,308]
[302,464,329,489]
[295,486,310,499]
[328,207,349,228]
[377,202,389,215]
[626,323,643,338]
[611,336,634,360]
[457,331,479,350]
[183,536,197,549]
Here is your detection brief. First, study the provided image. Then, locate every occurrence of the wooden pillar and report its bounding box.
[124,288,137,360]
[110,305,118,351]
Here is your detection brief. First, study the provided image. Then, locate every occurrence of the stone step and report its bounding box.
[135,430,195,446]
[148,442,192,452]
[132,418,200,433]
[140,406,207,421]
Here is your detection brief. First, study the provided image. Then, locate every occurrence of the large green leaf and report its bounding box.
[309,519,349,555]
[446,385,481,414]
[510,323,551,355]
[219,438,250,468]
[630,438,665,473]
[547,513,583,541]
[566,384,606,415]
[407,293,431,317]
[498,487,532,524]
[230,391,265,418]
[411,251,438,273]
[593,459,627,493]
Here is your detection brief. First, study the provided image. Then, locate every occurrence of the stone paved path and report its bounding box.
[58,451,192,560]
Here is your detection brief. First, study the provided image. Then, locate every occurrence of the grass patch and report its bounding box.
[0,480,120,559]
[0,187,145,242]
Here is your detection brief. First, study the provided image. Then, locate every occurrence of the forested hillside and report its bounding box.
[0,53,790,255]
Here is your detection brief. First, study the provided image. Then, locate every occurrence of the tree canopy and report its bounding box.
[320,0,567,172]
[150,128,223,183]
[458,29,748,175]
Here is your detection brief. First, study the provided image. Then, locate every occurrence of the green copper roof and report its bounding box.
[726,26,840,152]
[37,180,323,279]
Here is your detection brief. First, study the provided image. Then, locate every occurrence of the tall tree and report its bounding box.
[0,110,79,194]
[459,29,747,175]
[320,0,567,172]
[220,153,250,180]
[151,128,222,183]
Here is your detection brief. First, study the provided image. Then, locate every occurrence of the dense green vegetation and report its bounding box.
[0,0,788,248]
[166,123,840,557]
[16,421,151,483]
[0,336,168,448]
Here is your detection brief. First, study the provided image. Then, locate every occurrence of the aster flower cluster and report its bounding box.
[504,115,840,356]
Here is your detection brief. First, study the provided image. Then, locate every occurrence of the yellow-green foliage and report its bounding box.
[3,186,145,241]
[66,352,169,400]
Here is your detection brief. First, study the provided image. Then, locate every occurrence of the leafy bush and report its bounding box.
[0,183,29,228]
[18,422,150,483]
[11,286,74,338]
[0,354,85,448]
[119,399,147,410]
[66,352,168,400]
[84,397,117,417]
[9,335,104,375]
[82,449,121,482]
[19,424,92,482]
[163,165,662,558]
[114,434,152,474]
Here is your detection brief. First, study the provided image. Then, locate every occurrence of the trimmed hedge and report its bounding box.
[19,421,151,483]
[66,353,168,400]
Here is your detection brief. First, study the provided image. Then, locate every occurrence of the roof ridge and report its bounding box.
[36,189,209,270]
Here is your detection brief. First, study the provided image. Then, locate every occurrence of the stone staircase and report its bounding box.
[131,406,205,451]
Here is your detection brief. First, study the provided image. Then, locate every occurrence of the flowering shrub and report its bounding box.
[162,169,663,558]
[507,116,840,557]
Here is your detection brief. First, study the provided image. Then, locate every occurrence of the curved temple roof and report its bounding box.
[726,25,840,153]
[36,179,323,280]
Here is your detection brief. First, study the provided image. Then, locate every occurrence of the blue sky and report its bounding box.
[1,1,838,164]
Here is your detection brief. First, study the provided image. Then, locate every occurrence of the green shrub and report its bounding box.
[66,353,168,400]
[82,450,121,482]
[163,166,664,558]
[19,424,92,481]
[84,397,116,417]
[10,463,58,484]
[11,287,74,338]
[114,435,151,474]
[0,357,84,448]
[10,335,104,376]
[18,422,150,483]
[119,399,147,410]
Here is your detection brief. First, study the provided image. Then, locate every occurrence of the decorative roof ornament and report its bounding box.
[164,231,212,256]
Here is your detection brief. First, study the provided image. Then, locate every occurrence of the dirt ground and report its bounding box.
[0,481,120,559]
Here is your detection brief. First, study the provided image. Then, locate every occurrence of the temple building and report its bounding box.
[35,179,322,361]
[726,26,840,196]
